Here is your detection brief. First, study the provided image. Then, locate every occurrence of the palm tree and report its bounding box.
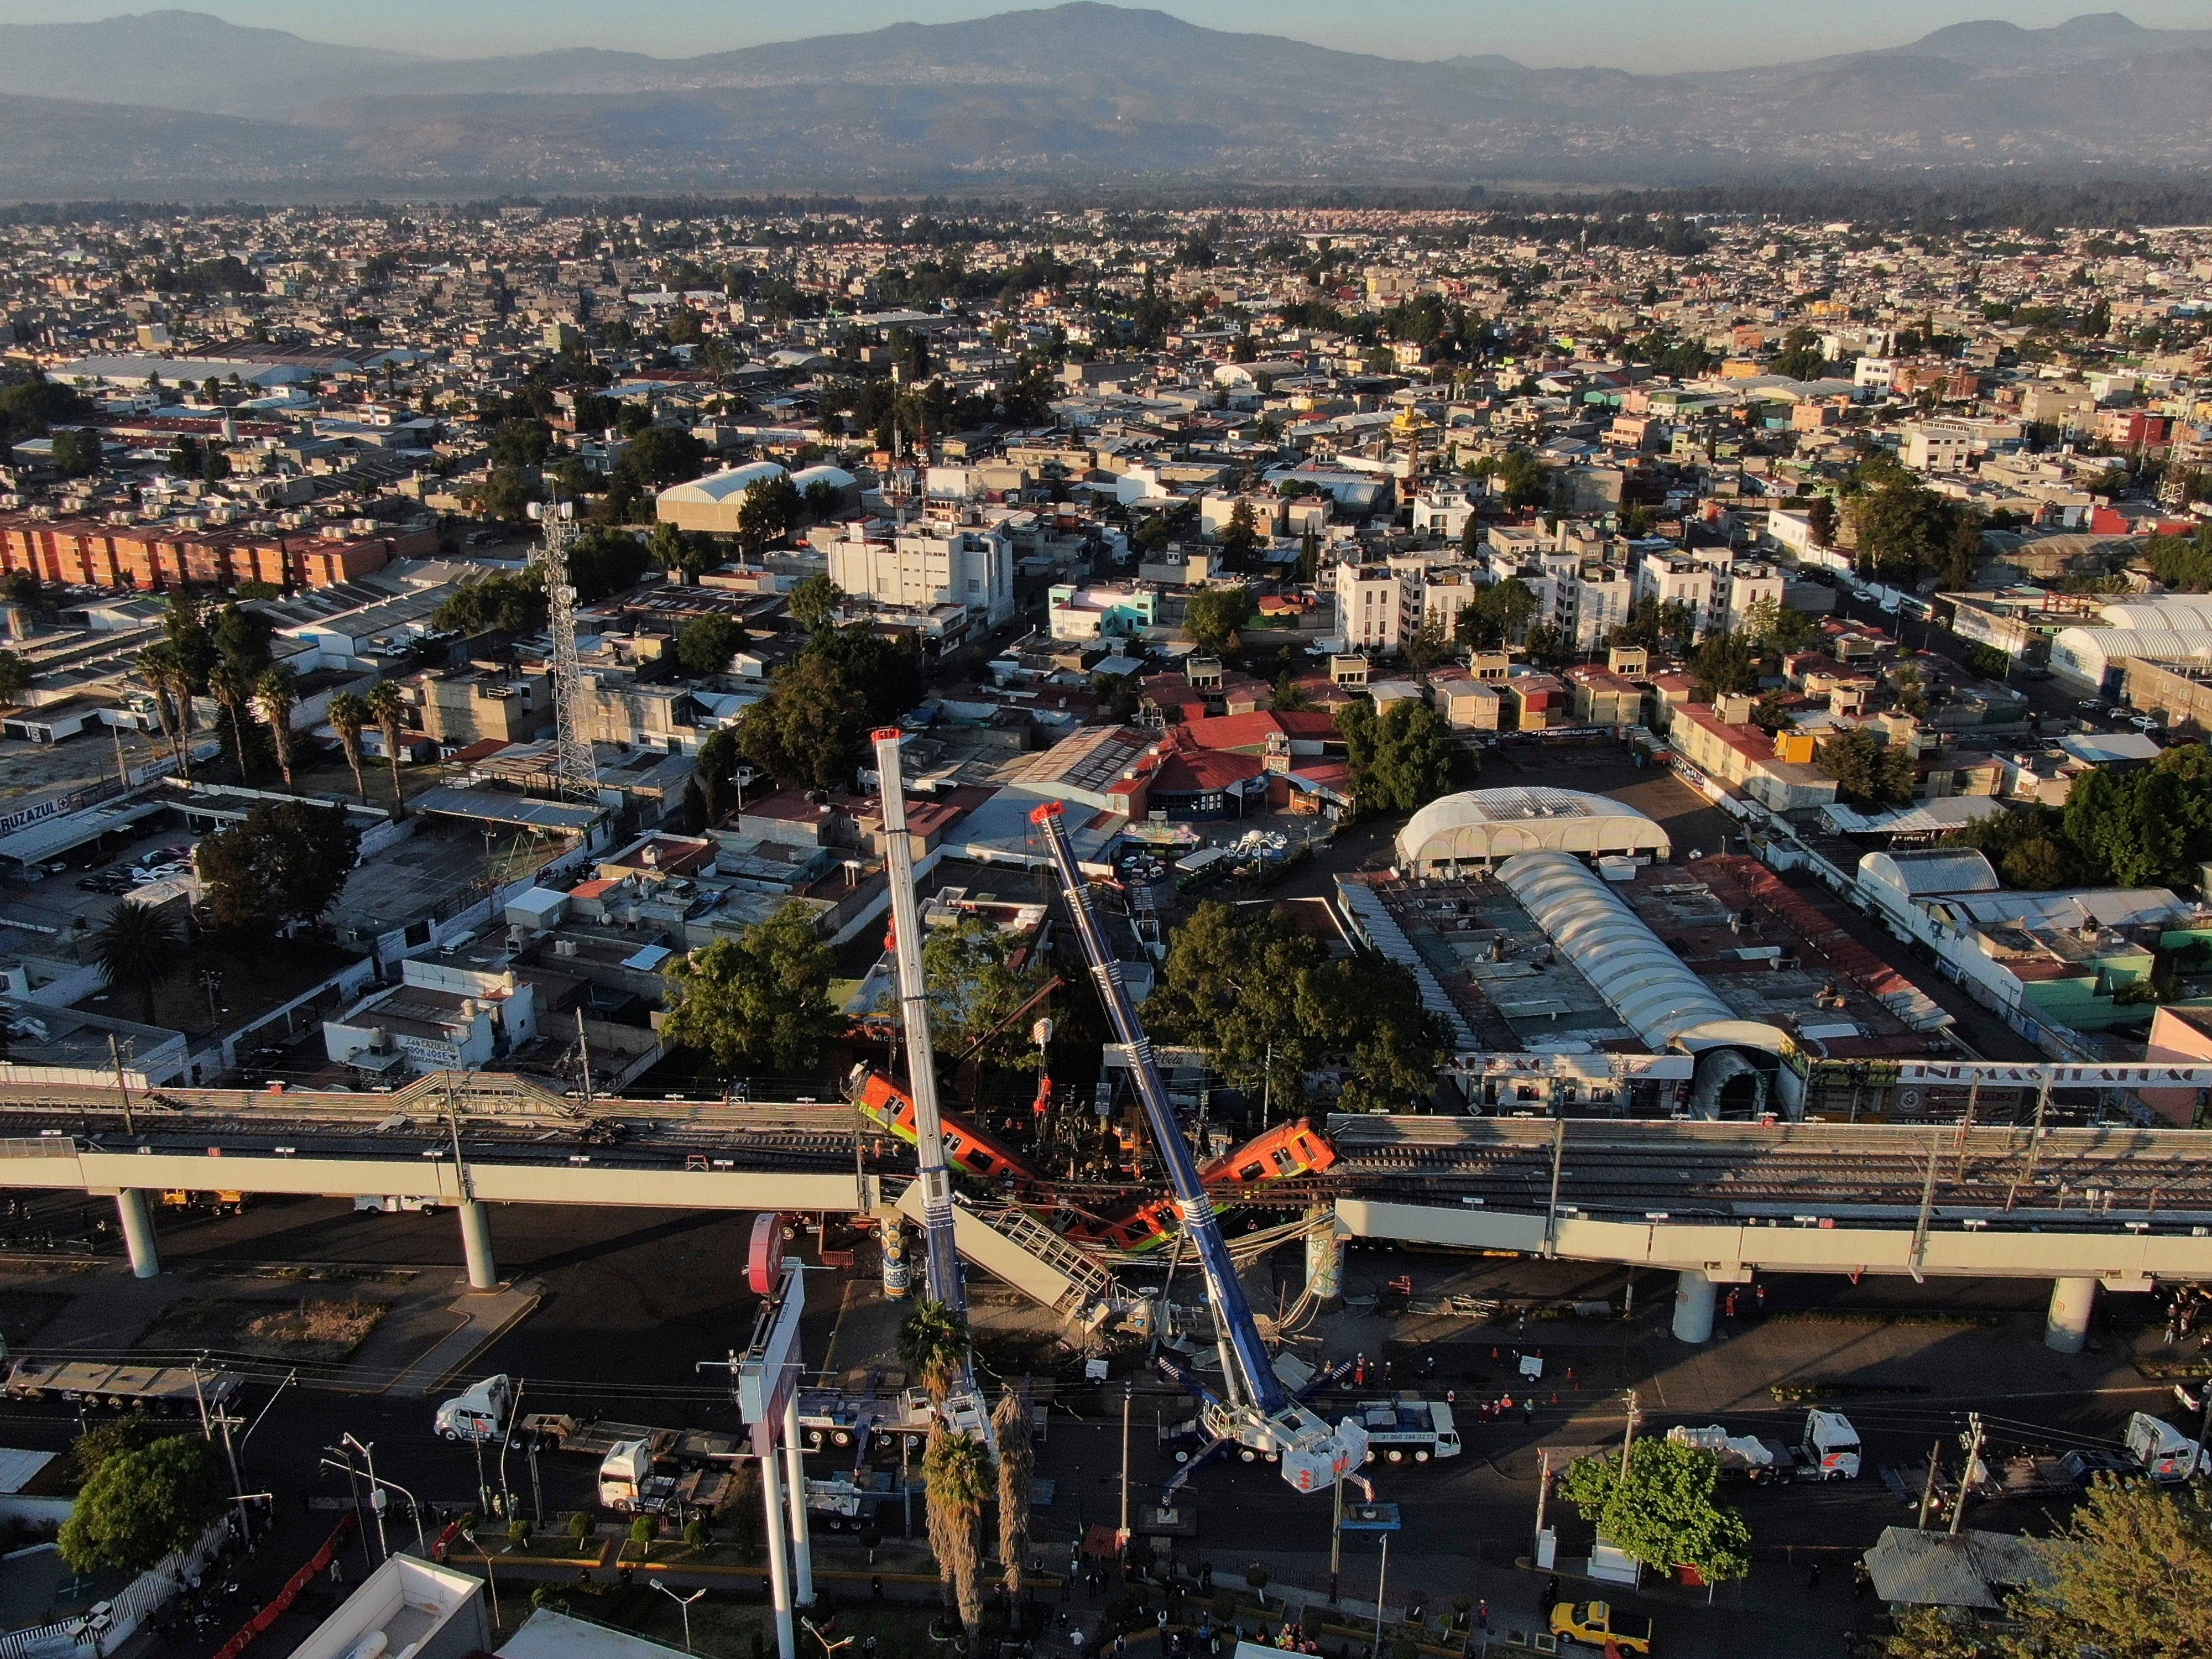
[253,665,298,789]
[992,1388,1032,1629]
[135,644,183,778]
[922,1425,990,1644]
[207,659,254,779]
[91,902,180,1025]
[363,680,407,818]
[897,1298,969,1406]
[327,691,371,802]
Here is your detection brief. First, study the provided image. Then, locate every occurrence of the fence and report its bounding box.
[0,1512,231,1659]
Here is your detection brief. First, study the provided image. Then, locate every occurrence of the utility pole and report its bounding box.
[1329,1473,1343,1604]
[575,1009,593,1110]
[1541,1112,1568,1259]
[1118,1383,1133,1544]
[1916,1440,1943,1529]
[1950,1414,1985,1538]
[1620,1389,1640,1475]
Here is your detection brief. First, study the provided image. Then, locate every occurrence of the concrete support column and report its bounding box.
[114,1190,160,1279]
[780,1390,814,1606]
[2046,1276,2098,1354]
[1303,1206,1345,1303]
[1671,1268,1717,1344]
[458,1199,497,1290]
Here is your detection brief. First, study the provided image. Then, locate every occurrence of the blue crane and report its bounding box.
[1030,801,1369,1496]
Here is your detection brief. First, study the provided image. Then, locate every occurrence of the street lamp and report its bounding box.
[342,1434,388,1562]
[661,1583,710,1653]
[462,1529,501,1633]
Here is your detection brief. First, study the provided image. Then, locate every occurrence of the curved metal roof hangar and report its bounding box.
[1396,787,1672,875]
[1495,850,1787,1056]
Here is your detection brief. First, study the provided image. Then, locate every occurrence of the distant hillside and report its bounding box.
[0,4,2206,197]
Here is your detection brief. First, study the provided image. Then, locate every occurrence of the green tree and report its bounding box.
[738,653,867,790]
[1818,727,1916,806]
[661,901,838,1074]
[327,691,372,802]
[675,612,745,677]
[0,649,28,703]
[59,1435,226,1575]
[625,425,706,489]
[694,727,741,823]
[195,801,362,936]
[897,1299,971,1405]
[2005,1477,2212,1659]
[1880,1605,1993,1659]
[1850,474,1978,583]
[1402,619,1452,670]
[735,474,802,554]
[1455,577,1538,649]
[921,915,1048,1071]
[1296,527,1322,583]
[1304,952,1453,1113]
[649,520,717,582]
[1217,498,1260,570]
[787,573,846,634]
[993,1388,1032,1626]
[364,680,408,817]
[1270,671,1313,713]
[1554,1438,1751,1582]
[1185,585,1255,652]
[922,1425,990,1641]
[66,1417,172,1486]
[2063,747,2212,889]
[1768,326,1827,382]
[50,427,102,478]
[2146,526,2212,593]
[1338,697,1472,815]
[92,902,181,1023]
[207,659,255,779]
[1738,597,1820,657]
[567,529,651,602]
[490,418,553,469]
[1806,495,1839,549]
[806,626,922,726]
[436,572,549,635]
[252,664,298,789]
[1690,629,1761,698]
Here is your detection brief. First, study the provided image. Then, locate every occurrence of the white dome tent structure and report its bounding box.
[655,462,789,534]
[1395,787,1672,877]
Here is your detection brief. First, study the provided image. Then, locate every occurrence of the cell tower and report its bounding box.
[528,499,598,801]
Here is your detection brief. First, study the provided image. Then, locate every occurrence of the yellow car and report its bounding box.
[1548,1599,1655,1655]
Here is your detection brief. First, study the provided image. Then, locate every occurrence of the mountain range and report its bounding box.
[0,5,2206,200]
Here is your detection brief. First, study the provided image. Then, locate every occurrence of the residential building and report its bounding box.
[826,518,1015,627]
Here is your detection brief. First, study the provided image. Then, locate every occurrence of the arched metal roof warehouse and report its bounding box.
[1495,851,1787,1056]
[1396,787,1671,875]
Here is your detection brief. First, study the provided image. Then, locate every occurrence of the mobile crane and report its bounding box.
[1029,801,1370,1496]
[874,727,992,1442]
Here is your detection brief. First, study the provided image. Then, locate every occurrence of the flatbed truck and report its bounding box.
[6,1358,239,1412]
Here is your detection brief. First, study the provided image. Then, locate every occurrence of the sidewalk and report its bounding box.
[384,1279,542,1396]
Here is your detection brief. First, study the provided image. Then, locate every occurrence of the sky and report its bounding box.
[1,0,2205,71]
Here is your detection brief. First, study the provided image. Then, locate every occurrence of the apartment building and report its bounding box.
[825,517,1014,626]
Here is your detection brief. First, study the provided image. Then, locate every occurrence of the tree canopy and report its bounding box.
[1555,1438,1752,1582]
[1454,578,1540,649]
[1150,901,1449,1114]
[921,915,1050,1072]
[2002,1477,2212,1659]
[737,652,868,790]
[195,801,361,936]
[787,573,846,634]
[1338,697,1473,815]
[675,612,745,677]
[1185,585,1255,652]
[661,901,839,1076]
[1818,727,1917,807]
[2063,744,2212,889]
[59,1434,226,1575]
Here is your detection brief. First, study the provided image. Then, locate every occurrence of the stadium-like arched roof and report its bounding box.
[1496,850,1786,1055]
[1396,787,1671,875]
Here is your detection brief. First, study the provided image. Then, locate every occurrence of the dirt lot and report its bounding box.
[135,1295,390,1365]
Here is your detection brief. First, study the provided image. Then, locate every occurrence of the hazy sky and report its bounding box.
[3,1,2204,71]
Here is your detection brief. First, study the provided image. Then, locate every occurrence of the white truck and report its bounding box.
[435,1375,514,1443]
[1354,1395,1461,1464]
[1667,1423,1797,1484]
[2125,1411,2202,1483]
[597,1438,738,1516]
[1801,1408,1862,1480]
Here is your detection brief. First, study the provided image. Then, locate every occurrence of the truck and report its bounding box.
[519,1413,743,1467]
[435,1375,513,1443]
[1667,1423,1798,1483]
[1353,1396,1460,1464]
[597,1438,740,1516]
[6,1358,239,1413]
[805,1468,924,1531]
[2124,1411,2202,1483]
[1801,1408,1863,1480]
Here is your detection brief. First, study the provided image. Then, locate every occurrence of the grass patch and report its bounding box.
[139,1296,389,1363]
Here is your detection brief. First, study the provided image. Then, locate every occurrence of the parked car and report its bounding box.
[1550,1601,1655,1656]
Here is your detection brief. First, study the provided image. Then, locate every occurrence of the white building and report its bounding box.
[324,958,540,1076]
[1632,554,1717,639]
[654,462,787,534]
[1563,565,1636,650]
[1903,423,1974,474]
[1721,561,1787,634]
[826,518,1015,627]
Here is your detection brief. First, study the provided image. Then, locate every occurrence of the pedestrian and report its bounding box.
[1071,1629,1086,1656]
[1808,1561,1822,1592]
[1545,1575,1561,1611]
[1523,1397,1535,1423]
[1476,1601,1489,1634]
[1423,1354,1437,1377]
[1725,1289,1739,1318]
[1756,1284,1767,1313]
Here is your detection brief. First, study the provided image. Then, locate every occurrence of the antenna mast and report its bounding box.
[530,498,598,801]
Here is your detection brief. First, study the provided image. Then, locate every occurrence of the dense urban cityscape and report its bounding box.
[1,9,2211,1659]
